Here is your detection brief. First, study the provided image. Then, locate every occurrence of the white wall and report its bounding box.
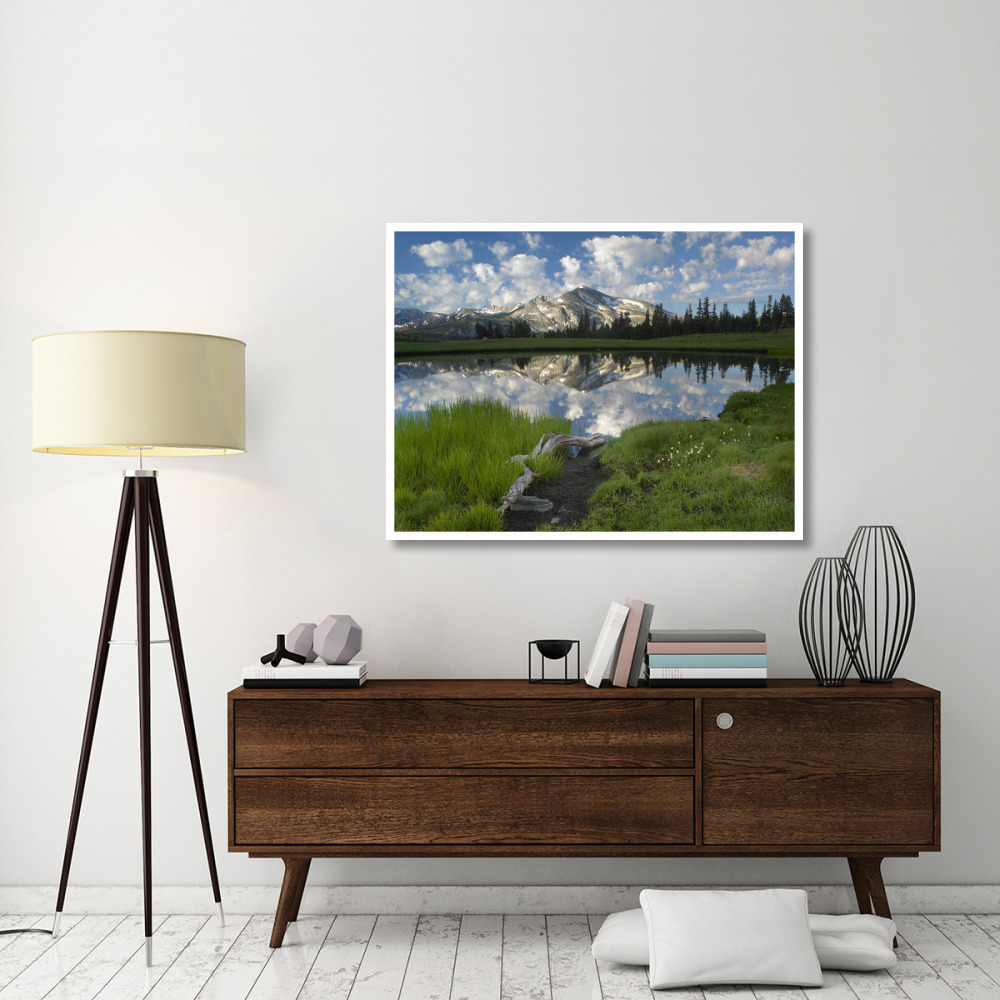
[1,0,997,894]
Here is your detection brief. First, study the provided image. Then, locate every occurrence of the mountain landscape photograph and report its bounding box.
[389,225,802,539]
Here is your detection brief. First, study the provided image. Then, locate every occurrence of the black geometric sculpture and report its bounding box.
[798,557,864,686]
[528,639,580,683]
[260,634,307,667]
[843,525,916,682]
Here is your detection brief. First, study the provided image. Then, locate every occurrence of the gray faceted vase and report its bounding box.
[286,623,318,662]
[315,614,363,664]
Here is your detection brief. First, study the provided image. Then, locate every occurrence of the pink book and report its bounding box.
[612,600,646,687]
[646,641,766,655]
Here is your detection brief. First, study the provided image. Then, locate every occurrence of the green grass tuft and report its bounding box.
[394,399,571,532]
[571,382,795,533]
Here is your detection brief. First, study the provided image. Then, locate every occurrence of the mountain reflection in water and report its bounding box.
[394,352,793,439]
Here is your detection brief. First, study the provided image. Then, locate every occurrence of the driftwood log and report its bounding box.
[497,433,606,516]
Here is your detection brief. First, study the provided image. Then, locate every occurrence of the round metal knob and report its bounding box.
[716,712,734,730]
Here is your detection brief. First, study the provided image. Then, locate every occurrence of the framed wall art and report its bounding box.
[388,223,802,541]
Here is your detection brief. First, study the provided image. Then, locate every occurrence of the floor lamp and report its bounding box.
[32,330,245,966]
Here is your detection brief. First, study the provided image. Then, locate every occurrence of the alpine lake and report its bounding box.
[392,347,796,533]
[394,350,794,438]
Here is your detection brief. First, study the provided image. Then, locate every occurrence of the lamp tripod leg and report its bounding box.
[147,479,224,923]
[134,477,154,966]
[54,480,135,935]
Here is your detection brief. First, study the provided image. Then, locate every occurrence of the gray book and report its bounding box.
[648,629,765,644]
[627,603,656,687]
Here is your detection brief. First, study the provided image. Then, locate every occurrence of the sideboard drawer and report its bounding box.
[702,698,936,846]
[233,698,694,769]
[233,773,694,847]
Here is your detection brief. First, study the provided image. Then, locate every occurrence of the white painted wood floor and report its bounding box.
[2,911,1000,1000]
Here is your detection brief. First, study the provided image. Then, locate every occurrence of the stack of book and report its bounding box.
[243,661,367,689]
[584,599,655,688]
[646,629,766,687]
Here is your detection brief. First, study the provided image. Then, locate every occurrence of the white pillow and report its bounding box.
[591,908,650,965]
[639,889,823,989]
[810,914,897,971]
[592,906,897,973]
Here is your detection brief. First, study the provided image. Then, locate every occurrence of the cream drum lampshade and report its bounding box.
[32,330,245,456]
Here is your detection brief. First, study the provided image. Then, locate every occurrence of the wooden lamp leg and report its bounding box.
[54,479,135,937]
[54,472,224,965]
[147,478,224,928]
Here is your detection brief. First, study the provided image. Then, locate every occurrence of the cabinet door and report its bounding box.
[702,697,936,847]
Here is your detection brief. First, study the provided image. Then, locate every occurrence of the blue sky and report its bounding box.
[393,228,797,315]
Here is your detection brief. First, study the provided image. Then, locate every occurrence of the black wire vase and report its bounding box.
[843,525,916,682]
[798,557,864,686]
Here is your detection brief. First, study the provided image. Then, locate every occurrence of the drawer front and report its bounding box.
[233,774,694,846]
[233,698,694,769]
[702,697,936,846]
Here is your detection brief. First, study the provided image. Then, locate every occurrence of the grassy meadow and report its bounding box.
[394,399,571,531]
[563,382,795,533]
[393,383,795,533]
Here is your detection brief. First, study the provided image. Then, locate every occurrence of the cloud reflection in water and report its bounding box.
[394,355,791,438]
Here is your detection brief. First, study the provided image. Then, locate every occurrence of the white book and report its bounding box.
[583,601,630,688]
[244,660,367,681]
[648,666,767,680]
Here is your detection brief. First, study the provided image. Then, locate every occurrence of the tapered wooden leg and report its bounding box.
[55,479,135,929]
[848,856,874,914]
[848,856,897,946]
[135,477,154,965]
[287,858,311,922]
[147,479,223,918]
[270,858,312,948]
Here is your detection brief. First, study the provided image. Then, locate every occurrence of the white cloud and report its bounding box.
[523,232,544,250]
[575,235,673,298]
[583,234,666,273]
[502,253,547,280]
[623,281,666,302]
[412,238,474,267]
[559,255,582,288]
[472,262,497,284]
[490,241,513,260]
[728,235,778,270]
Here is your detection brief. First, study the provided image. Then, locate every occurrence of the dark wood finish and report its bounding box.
[234,773,694,847]
[270,857,311,948]
[148,482,223,907]
[702,697,936,846]
[233,697,693,769]
[135,476,153,943]
[56,479,134,916]
[849,856,897,946]
[228,678,940,948]
[56,475,223,954]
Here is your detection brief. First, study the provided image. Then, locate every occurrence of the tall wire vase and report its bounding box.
[798,557,864,686]
[843,525,916,682]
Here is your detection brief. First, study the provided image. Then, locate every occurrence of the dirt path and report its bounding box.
[502,451,608,532]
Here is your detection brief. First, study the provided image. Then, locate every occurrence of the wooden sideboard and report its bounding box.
[228,678,940,947]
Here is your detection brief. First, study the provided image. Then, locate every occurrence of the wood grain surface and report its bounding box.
[233,696,694,769]
[702,696,936,845]
[233,773,695,846]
